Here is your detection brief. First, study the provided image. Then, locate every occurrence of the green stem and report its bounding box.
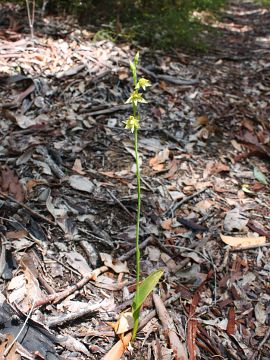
[134,127,141,287]
[131,59,140,340]
[132,126,141,340]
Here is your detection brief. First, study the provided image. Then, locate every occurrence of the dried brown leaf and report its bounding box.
[220,234,266,249]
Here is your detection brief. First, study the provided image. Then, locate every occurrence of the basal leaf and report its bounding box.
[132,269,164,314]
[131,269,163,339]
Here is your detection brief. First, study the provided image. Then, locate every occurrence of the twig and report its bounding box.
[140,176,154,192]
[75,330,115,338]
[158,128,185,147]
[119,236,153,262]
[45,253,81,276]
[153,293,188,360]
[206,250,217,305]
[82,104,131,116]
[106,188,134,219]
[84,218,114,248]
[4,299,36,356]
[77,227,114,249]
[0,190,55,226]
[138,293,183,332]
[163,188,208,217]
[216,247,230,272]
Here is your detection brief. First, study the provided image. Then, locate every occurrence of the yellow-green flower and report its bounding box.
[125,90,147,106]
[123,115,140,133]
[136,78,151,91]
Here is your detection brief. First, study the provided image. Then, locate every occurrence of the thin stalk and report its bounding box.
[132,68,140,290]
[134,127,141,288]
[132,92,141,339]
[132,126,141,340]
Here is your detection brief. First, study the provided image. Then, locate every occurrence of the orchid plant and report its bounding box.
[124,53,163,340]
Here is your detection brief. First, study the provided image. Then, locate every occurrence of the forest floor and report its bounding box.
[0,0,269,359]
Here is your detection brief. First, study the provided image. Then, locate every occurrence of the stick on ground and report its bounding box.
[153,293,188,360]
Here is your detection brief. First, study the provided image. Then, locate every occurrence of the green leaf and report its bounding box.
[254,166,268,185]
[132,269,164,314]
[131,269,163,339]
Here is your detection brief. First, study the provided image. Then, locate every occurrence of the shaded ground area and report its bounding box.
[0,1,269,359]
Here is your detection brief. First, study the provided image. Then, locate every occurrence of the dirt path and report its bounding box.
[0,1,269,359]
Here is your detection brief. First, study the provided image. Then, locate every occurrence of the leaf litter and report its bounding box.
[0,1,270,359]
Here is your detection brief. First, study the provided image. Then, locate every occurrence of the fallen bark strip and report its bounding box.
[153,293,188,360]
